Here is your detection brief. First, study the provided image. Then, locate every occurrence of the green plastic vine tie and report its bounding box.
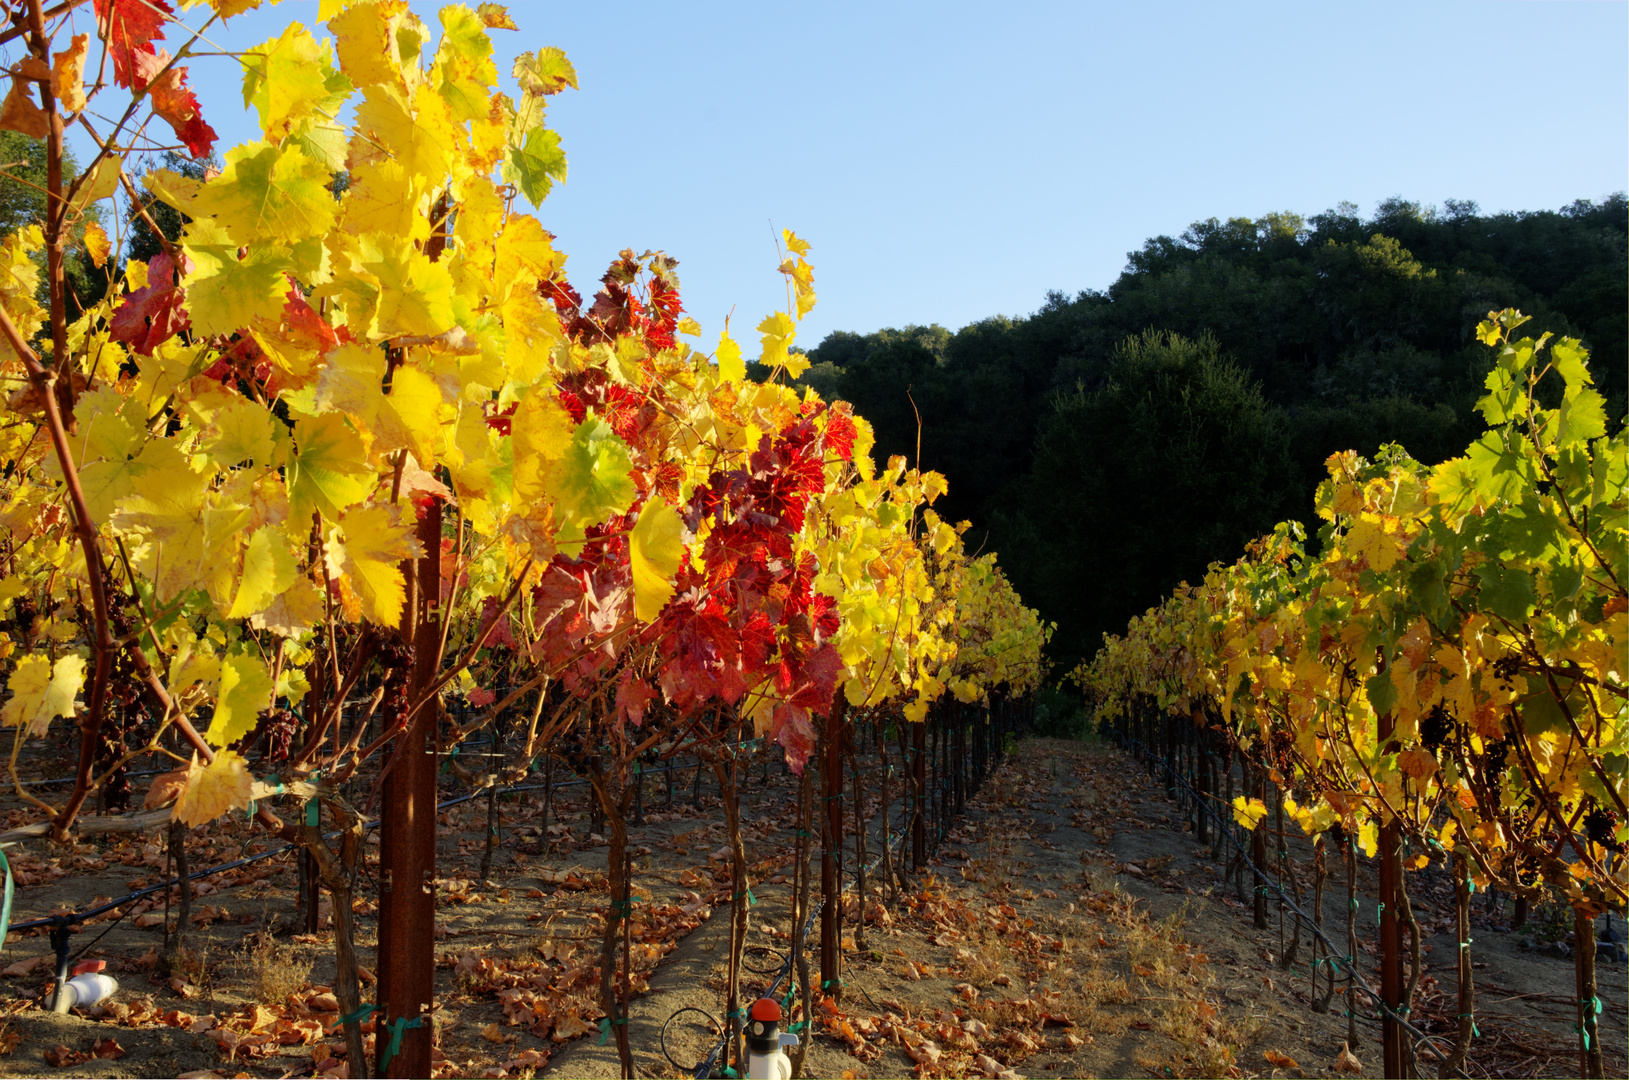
[733,889,756,906]
[1583,995,1603,1015]
[788,1020,808,1034]
[1459,938,1472,949]
[597,1016,628,1046]
[377,1015,422,1071]
[821,979,844,991]
[1377,901,1385,925]
[1458,1014,1479,1039]
[305,800,319,828]
[1574,1024,1592,1051]
[0,846,13,953]
[332,1003,382,1032]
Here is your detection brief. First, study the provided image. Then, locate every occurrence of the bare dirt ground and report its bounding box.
[0,736,1620,1079]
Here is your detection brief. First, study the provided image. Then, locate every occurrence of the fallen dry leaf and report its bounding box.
[551,1010,595,1043]
[92,1036,126,1060]
[481,1021,513,1044]
[1,957,46,978]
[1334,1042,1362,1074]
[44,1045,91,1067]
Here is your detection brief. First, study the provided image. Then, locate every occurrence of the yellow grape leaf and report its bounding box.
[111,453,249,602]
[509,389,576,506]
[191,142,338,244]
[188,386,279,469]
[512,46,578,97]
[287,412,375,526]
[82,220,110,267]
[242,23,335,139]
[251,577,325,637]
[182,218,295,337]
[434,5,498,122]
[630,498,684,621]
[314,344,443,467]
[757,311,796,370]
[52,33,87,114]
[1357,819,1378,859]
[676,316,702,337]
[338,158,431,242]
[355,235,456,338]
[1396,748,1438,783]
[205,653,274,748]
[1,652,85,737]
[1231,796,1268,831]
[70,384,152,524]
[715,328,744,384]
[353,84,459,180]
[323,505,423,626]
[227,526,297,619]
[328,0,408,90]
[477,3,516,29]
[781,229,810,257]
[173,750,253,827]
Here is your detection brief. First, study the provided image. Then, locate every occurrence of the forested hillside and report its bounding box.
[795,196,1628,665]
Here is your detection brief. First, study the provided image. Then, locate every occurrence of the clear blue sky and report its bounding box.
[66,0,1629,349]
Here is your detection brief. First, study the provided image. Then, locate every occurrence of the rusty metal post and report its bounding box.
[377,498,442,1078]
[820,694,847,1001]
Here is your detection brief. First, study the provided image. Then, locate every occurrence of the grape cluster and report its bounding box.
[1479,737,1512,775]
[1420,704,1454,751]
[252,708,300,763]
[377,640,415,729]
[1583,803,1625,853]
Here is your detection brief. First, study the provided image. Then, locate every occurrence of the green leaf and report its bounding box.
[1555,386,1607,447]
[1520,691,1567,736]
[1404,559,1449,623]
[1365,669,1398,719]
[506,127,566,207]
[287,413,375,526]
[1549,337,1592,389]
[1473,564,1536,623]
[1463,432,1530,506]
[555,417,635,527]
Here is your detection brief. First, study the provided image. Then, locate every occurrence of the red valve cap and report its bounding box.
[750,997,782,1023]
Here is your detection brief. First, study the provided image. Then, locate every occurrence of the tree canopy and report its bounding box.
[805,194,1628,669]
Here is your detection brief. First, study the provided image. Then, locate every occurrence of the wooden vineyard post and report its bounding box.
[820,694,848,1001]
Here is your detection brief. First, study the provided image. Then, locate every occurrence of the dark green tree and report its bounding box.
[0,130,110,320]
[996,331,1293,666]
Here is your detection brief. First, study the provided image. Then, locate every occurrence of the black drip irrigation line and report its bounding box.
[685,897,823,1080]
[1124,735,1467,1078]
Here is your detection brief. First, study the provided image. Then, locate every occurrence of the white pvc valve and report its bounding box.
[56,972,119,1012]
